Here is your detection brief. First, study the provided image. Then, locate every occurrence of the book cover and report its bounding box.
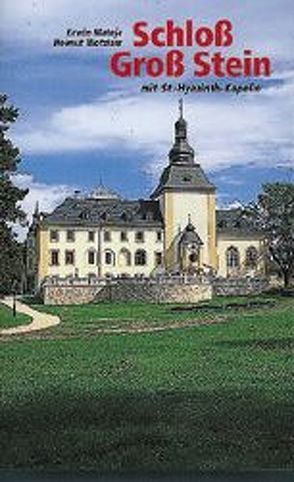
[0,1,293,481]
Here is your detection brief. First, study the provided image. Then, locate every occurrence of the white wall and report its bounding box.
[45,226,163,278]
[100,227,163,277]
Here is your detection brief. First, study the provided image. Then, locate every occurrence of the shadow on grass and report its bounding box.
[214,337,294,351]
[0,389,293,472]
[170,301,276,313]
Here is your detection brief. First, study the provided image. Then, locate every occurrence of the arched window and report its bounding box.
[245,246,258,268]
[135,249,147,266]
[119,248,131,267]
[105,250,115,266]
[226,246,240,268]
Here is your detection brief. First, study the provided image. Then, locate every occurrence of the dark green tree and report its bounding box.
[245,182,294,288]
[0,94,28,294]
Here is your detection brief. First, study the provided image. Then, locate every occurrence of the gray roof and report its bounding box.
[41,200,260,237]
[42,197,163,228]
[216,209,260,236]
[151,163,215,198]
[179,222,203,245]
[168,117,195,165]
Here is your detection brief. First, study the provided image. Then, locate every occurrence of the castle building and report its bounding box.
[26,104,264,290]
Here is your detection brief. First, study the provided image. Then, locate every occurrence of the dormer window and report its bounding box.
[79,211,89,220]
[218,220,227,229]
[183,175,192,182]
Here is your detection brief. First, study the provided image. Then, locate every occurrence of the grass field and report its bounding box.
[0,304,31,329]
[0,294,293,472]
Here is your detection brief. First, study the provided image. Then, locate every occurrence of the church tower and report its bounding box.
[151,101,217,272]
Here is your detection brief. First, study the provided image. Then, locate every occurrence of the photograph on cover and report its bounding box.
[0,0,293,478]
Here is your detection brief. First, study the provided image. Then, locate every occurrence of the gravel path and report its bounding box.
[0,297,60,335]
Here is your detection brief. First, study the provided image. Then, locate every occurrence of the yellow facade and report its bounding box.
[217,235,264,278]
[37,222,264,283]
[162,191,174,267]
[160,190,217,270]
[37,228,49,280]
[207,194,217,269]
[33,217,264,284]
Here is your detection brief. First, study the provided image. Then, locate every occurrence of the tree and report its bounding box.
[245,182,294,288]
[0,94,28,295]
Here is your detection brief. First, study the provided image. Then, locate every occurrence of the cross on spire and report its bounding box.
[33,201,39,219]
[179,98,184,119]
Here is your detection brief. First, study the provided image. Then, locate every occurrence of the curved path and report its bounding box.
[0,298,223,337]
[0,297,60,335]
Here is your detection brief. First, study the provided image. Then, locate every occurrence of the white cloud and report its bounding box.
[217,199,245,210]
[12,173,74,240]
[1,0,293,64]
[13,72,294,179]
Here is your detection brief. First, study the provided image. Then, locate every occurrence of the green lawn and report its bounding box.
[22,294,278,337]
[0,294,293,472]
[0,303,31,329]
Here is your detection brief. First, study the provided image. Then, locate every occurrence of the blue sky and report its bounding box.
[1,0,293,232]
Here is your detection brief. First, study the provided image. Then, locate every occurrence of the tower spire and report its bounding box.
[168,100,195,165]
[179,98,183,119]
[33,201,39,217]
